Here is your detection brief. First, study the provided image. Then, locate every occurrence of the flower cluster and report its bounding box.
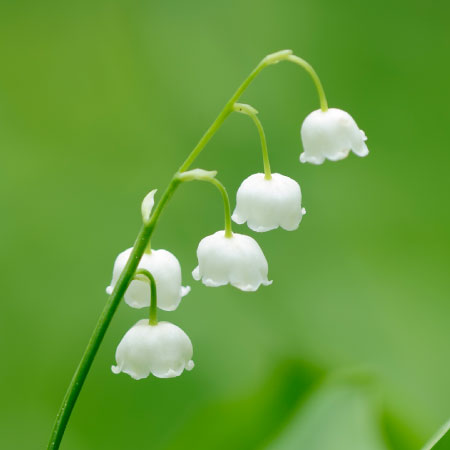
[47,50,370,450]
[108,53,369,381]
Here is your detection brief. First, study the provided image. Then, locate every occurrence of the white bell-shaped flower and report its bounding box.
[192,230,272,291]
[300,108,369,164]
[112,319,194,379]
[106,248,190,311]
[232,173,305,232]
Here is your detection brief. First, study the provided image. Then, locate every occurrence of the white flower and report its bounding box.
[232,173,305,232]
[106,248,190,311]
[112,319,194,379]
[192,231,272,291]
[300,108,369,164]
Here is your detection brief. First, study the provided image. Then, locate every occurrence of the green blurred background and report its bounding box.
[1,0,449,449]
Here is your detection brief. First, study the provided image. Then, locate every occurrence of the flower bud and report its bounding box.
[232,173,305,232]
[300,108,369,164]
[141,189,157,223]
[112,320,194,379]
[192,231,272,291]
[107,248,190,311]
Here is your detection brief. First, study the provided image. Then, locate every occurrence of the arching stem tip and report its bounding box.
[177,169,218,182]
[233,103,259,115]
[263,49,293,65]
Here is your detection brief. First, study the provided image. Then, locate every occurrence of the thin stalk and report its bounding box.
[209,178,233,238]
[135,269,158,325]
[180,175,233,237]
[287,54,328,111]
[233,103,271,180]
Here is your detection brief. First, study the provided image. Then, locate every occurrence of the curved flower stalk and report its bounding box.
[48,49,369,450]
[193,230,272,290]
[232,173,305,232]
[232,103,305,232]
[112,319,194,379]
[107,247,190,311]
[300,108,369,164]
[177,169,233,238]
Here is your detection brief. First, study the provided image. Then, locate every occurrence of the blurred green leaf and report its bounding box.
[266,372,389,450]
[164,361,323,450]
[164,364,423,450]
[380,408,424,450]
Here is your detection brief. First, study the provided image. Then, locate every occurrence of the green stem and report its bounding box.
[179,174,233,238]
[203,178,233,238]
[135,269,158,325]
[178,50,293,173]
[47,48,319,450]
[233,103,271,180]
[286,54,328,111]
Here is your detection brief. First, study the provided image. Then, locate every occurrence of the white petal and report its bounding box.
[193,231,271,291]
[300,152,325,165]
[112,320,194,380]
[192,266,200,281]
[186,360,195,371]
[351,130,369,157]
[231,211,246,225]
[300,108,369,164]
[180,285,191,297]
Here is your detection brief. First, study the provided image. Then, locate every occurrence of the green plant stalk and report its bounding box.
[135,269,158,325]
[287,54,328,111]
[204,177,233,238]
[178,173,233,237]
[47,49,327,450]
[233,103,272,180]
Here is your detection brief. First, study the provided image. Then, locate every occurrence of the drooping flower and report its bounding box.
[106,248,190,311]
[192,230,272,291]
[300,108,369,164]
[112,319,194,379]
[232,173,305,232]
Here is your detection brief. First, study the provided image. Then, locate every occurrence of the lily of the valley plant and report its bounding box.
[48,49,368,449]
